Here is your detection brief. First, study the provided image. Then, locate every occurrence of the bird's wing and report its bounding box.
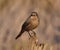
[22,16,30,30]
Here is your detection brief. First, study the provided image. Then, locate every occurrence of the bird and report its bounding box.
[15,12,39,39]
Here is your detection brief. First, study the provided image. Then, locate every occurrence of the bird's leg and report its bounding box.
[28,31,32,37]
[32,30,36,36]
[28,30,36,38]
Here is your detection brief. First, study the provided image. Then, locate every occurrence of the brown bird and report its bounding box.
[15,12,39,39]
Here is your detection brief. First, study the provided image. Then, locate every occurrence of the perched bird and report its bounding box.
[15,12,39,39]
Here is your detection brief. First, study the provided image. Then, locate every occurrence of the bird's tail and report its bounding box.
[15,30,24,39]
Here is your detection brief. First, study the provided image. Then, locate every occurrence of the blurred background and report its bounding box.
[0,0,60,50]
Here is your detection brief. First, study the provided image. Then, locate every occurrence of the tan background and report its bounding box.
[0,0,60,50]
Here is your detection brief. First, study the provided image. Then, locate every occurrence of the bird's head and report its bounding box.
[31,12,38,16]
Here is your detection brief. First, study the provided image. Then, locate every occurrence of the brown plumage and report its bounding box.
[15,12,39,39]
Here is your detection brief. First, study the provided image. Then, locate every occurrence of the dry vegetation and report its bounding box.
[0,0,60,50]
